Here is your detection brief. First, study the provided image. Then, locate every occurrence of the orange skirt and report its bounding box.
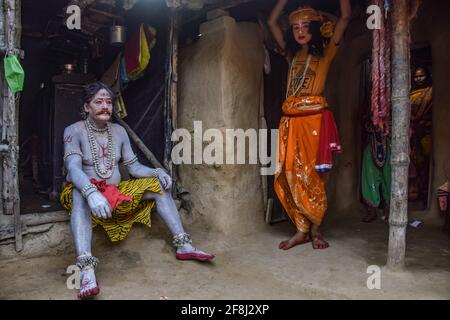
[274,96,329,233]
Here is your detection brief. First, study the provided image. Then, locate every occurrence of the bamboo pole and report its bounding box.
[170,9,179,197]
[164,8,179,197]
[114,115,164,169]
[387,0,411,270]
[2,0,22,251]
[133,84,165,131]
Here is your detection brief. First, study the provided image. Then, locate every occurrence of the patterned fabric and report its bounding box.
[60,178,162,242]
[274,41,340,233]
[275,109,327,233]
[286,41,338,97]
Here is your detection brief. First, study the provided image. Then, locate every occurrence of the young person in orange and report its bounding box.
[268,0,350,250]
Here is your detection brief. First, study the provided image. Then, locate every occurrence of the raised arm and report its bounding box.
[331,0,351,45]
[267,0,289,53]
[119,126,172,191]
[64,125,112,219]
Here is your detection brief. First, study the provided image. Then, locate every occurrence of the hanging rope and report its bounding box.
[371,0,392,136]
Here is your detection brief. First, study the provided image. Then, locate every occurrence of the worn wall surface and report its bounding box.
[325,11,372,219]
[177,16,265,235]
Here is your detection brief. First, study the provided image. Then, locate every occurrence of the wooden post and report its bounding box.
[2,0,22,252]
[164,8,179,196]
[387,0,411,270]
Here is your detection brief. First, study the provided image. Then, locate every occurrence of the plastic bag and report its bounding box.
[4,54,25,92]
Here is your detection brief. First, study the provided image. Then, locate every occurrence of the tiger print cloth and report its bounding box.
[60,177,162,242]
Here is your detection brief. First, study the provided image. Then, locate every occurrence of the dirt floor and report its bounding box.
[0,211,449,300]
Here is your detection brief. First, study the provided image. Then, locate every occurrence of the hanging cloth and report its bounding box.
[124,24,157,80]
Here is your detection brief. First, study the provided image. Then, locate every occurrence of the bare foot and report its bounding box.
[310,225,329,250]
[362,207,377,223]
[78,268,100,299]
[278,230,310,250]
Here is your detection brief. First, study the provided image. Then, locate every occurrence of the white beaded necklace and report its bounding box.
[286,53,312,98]
[84,119,115,179]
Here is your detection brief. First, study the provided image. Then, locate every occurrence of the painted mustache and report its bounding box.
[96,109,112,116]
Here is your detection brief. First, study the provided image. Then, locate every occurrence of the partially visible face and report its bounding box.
[413,68,427,87]
[292,19,312,45]
[84,89,113,122]
[438,195,448,212]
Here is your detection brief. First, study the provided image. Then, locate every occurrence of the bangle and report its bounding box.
[63,150,83,162]
[84,187,98,199]
[153,168,164,177]
[81,183,97,198]
[122,155,138,166]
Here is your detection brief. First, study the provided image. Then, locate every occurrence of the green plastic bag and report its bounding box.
[4,55,24,93]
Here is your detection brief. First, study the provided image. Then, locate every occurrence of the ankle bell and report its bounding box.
[172,233,192,248]
[76,254,99,271]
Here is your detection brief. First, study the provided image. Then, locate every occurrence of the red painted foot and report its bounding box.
[176,252,215,262]
[78,282,100,300]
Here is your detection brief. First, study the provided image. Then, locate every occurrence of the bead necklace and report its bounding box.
[286,53,312,98]
[84,119,115,179]
[371,129,387,168]
[86,118,108,133]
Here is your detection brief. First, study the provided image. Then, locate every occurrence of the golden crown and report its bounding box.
[288,7,322,25]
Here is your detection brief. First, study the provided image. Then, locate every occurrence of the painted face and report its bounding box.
[413,68,427,87]
[292,19,312,45]
[84,89,113,123]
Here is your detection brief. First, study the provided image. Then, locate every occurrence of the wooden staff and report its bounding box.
[114,115,164,169]
[164,8,179,197]
[387,0,411,270]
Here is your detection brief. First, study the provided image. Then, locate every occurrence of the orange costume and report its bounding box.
[274,27,341,233]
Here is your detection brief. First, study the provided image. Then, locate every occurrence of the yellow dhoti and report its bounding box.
[60,177,162,242]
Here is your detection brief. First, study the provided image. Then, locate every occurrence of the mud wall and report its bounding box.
[177,15,265,234]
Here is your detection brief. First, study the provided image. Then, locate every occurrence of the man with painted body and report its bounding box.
[61,82,214,299]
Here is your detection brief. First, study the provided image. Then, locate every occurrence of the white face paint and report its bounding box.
[84,89,113,125]
[292,20,312,45]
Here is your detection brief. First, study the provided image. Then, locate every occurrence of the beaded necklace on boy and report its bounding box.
[84,119,115,179]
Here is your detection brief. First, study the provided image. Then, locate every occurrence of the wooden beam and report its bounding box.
[86,7,125,24]
[21,211,69,226]
[0,211,69,242]
[164,8,180,193]
[387,0,411,270]
[2,0,22,252]
[166,0,255,10]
